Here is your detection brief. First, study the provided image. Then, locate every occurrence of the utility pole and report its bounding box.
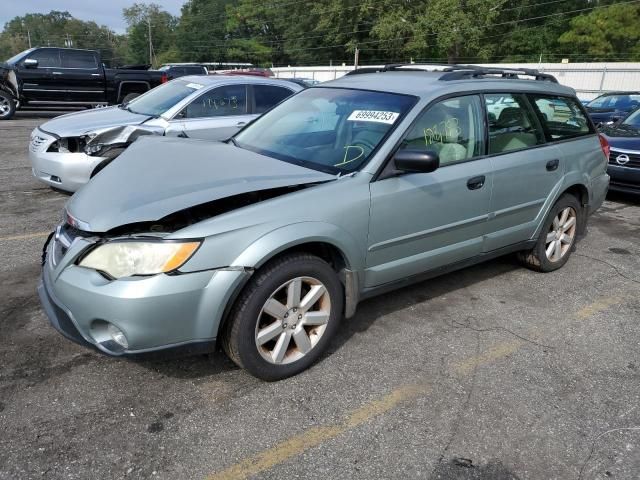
[27,30,32,48]
[147,18,153,66]
[354,47,359,70]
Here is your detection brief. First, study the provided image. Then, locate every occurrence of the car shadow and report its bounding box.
[137,254,521,380]
[324,255,520,357]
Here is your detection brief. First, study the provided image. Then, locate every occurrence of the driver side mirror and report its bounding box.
[393,150,440,174]
[23,58,38,68]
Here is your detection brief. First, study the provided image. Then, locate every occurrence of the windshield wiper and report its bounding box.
[228,137,239,147]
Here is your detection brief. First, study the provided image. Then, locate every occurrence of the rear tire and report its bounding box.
[0,91,16,120]
[518,193,582,272]
[221,253,343,381]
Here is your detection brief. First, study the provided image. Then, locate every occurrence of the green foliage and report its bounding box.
[123,3,177,66]
[559,3,640,61]
[0,11,124,65]
[1,1,639,66]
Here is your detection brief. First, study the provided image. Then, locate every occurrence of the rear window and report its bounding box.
[530,95,592,140]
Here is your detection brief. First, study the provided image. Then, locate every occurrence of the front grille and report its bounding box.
[609,149,640,169]
[51,223,90,266]
[29,135,49,153]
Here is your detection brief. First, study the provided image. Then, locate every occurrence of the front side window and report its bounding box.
[398,95,485,166]
[26,49,60,68]
[234,87,416,174]
[253,85,294,114]
[530,95,592,140]
[61,50,98,69]
[183,84,247,119]
[485,93,544,154]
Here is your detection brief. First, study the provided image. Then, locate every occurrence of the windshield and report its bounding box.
[622,108,640,128]
[234,87,415,173]
[124,79,203,116]
[588,93,640,110]
[4,49,33,65]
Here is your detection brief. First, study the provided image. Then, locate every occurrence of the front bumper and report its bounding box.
[28,129,106,192]
[39,234,251,356]
[608,164,640,193]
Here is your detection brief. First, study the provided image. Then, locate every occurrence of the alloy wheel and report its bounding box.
[545,206,577,262]
[255,276,331,365]
[0,98,10,116]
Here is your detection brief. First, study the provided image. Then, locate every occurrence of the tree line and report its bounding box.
[1,0,639,67]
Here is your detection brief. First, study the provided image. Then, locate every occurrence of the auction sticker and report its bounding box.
[186,83,204,90]
[347,110,399,124]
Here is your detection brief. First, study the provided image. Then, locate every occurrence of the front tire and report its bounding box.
[221,253,343,381]
[518,193,581,272]
[0,91,16,120]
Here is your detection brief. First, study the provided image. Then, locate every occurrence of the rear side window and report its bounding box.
[26,49,60,68]
[399,95,485,166]
[61,50,98,69]
[529,95,592,140]
[253,85,293,114]
[485,93,545,155]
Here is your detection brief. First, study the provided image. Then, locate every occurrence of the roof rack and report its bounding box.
[344,63,558,83]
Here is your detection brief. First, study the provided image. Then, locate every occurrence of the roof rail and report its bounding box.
[344,63,558,83]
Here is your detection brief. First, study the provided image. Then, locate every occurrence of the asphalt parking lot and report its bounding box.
[1,112,639,480]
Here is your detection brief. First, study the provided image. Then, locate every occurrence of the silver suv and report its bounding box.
[39,65,610,380]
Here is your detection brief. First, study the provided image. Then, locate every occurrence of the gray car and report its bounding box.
[39,65,610,380]
[28,75,301,192]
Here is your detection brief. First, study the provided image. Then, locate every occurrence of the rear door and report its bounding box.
[483,92,563,251]
[171,84,252,140]
[17,48,62,102]
[366,95,492,287]
[57,50,104,103]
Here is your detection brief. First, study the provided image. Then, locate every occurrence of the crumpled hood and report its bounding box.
[67,137,335,232]
[40,106,152,137]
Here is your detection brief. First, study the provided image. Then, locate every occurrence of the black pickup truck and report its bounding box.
[0,47,167,120]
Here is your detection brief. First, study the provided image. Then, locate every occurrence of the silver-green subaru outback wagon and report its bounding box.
[39,65,610,380]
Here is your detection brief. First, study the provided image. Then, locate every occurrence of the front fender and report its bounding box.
[230,221,366,274]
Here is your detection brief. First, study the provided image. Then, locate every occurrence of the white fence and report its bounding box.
[272,63,640,100]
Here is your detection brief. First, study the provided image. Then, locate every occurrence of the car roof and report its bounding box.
[177,75,302,88]
[323,68,576,98]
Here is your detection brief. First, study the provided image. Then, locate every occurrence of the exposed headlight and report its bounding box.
[78,241,201,279]
[84,143,103,155]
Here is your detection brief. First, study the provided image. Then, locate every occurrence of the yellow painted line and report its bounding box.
[206,384,428,480]
[205,296,625,479]
[454,340,523,376]
[0,231,50,241]
[575,297,621,320]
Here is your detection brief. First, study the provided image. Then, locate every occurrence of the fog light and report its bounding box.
[107,324,129,348]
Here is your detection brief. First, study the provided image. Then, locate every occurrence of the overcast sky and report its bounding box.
[1,1,188,33]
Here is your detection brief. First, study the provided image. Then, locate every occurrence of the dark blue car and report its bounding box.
[600,108,640,194]
[585,91,640,126]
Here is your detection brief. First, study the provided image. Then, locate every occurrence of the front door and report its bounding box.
[366,95,492,287]
[17,48,62,102]
[168,84,253,140]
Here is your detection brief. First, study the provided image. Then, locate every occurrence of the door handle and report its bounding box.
[91,73,101,77]
[546,159,559,171]
[467,175,486,190]
[52,71,63,75]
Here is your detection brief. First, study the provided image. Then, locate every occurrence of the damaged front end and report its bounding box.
[83,124,161,164]
[0,63,19,100]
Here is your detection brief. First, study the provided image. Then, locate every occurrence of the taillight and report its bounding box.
[161,73,168,83]
[598,134,610,159]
